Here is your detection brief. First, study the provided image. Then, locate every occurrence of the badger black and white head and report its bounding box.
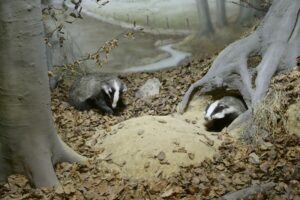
[203,96,247,131]
[100,77,127,111]
[69,73,127,114]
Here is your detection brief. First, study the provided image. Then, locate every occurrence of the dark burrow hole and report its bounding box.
[203,88,248,132]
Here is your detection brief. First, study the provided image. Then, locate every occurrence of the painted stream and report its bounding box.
[120,44,191,73]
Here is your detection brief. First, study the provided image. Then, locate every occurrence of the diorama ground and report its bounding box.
[0,57,299,199]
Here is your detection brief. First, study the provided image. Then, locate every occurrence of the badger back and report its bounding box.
[69,76,99,102]
[219,96,247,114]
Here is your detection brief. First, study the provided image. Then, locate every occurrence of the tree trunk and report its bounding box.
[196,0,214,35]
[0,0,86,188]
[216,0,228,27]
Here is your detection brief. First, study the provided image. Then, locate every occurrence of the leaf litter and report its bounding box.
[0,59,299,199]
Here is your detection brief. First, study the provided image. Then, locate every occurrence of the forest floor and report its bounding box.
[0,57,299,199]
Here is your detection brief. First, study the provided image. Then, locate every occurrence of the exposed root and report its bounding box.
[0,133,87,188]
[54,136,88,165]
[24,154,60,188]
[179,0,300,138]
[178,33,259,113]
[252,43,285,106]
[227,109,252,131]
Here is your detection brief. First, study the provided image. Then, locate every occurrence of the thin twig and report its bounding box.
[229,1,268,12]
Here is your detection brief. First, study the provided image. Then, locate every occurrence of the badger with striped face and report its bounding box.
[69,74,127,114]
[203,96,247,131]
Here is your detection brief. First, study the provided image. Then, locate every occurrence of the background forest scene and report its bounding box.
[0,0,299,199]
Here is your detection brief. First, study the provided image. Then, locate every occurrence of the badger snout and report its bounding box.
[204,115,211,121]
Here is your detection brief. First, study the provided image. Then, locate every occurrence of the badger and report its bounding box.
[69,73,127,114]
[203,96,247,131]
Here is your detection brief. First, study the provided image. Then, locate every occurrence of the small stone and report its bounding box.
[192,177,200,185]
[135,78,161,99]
[55,186,64,194]
[185,119,191,123]
[155,170,163,178]
[188,153,195,160]
[137,130,144,135]
[260,142,273,150]
[117,123,124,129]
[157,119,167,124]
[157,151,166,161]
[260,161,271,173]
[216,164,225,171]
[206,139,214,146]
[249,152,260,164]
[173,147,187,153]
[115,160,126,167]
[161,189,174,198]
[63,184,76,195]
[110,129,118,135]
[159,160,170,165]
[144,162,150,169]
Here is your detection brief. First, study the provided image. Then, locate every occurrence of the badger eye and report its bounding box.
[109,88,116,96]
[218,104,227,109]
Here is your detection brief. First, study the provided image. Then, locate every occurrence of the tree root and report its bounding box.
[54,136,88,165]
[221,182,276,200]
[179,0,300,137]
[0,133,87,188]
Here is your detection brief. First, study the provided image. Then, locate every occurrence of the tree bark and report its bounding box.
[0,0,86,188]
[196,0,214,35]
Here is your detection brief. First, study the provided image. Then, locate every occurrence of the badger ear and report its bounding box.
[122,83,127,92]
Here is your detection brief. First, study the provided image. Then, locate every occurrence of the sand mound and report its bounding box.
[89,96,225,179]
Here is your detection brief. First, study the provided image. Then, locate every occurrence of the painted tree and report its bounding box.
[0,0,86,187]
[196,0,214,34]
[216,0,228,27]
[179,0,300,135]
[237,0,264,25]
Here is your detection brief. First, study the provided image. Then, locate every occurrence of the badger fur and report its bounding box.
[204,96,247,131]
[69,73,127,114]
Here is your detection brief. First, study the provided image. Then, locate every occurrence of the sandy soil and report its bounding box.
[90,96,223,179]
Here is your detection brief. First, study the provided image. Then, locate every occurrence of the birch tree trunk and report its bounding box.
[0,0,85,188]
